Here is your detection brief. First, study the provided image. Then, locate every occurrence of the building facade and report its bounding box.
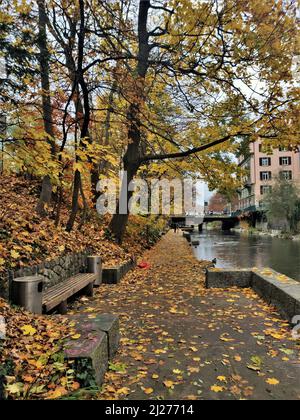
[236,141,300,212]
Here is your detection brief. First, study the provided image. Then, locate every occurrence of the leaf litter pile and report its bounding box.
[0,176,158,276]
[0,298,83,399]
[71,232,300,400]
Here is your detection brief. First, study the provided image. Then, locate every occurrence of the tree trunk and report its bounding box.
[109,144,140,242]
[66,169,81,232]
[92,79,117,203]
[66,0,90,232]
[110,0,151,243]
[37,174,52,214]
[109,102,145,243]
[36,0,55,217]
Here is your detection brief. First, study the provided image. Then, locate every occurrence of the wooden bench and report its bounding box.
[42,273,96,314]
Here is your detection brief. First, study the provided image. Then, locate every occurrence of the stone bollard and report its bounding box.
[87,256,102,286]
[10,276,44,314]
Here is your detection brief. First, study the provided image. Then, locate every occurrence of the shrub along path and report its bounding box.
[74,231,300,400]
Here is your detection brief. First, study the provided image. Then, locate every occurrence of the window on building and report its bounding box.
[280,171,293,180]
[279,157,292,166]
[260,185,272,195]
[260,171,272,181]
[259,157,271,166]
[259,144,272,154]
[279,146,289,152]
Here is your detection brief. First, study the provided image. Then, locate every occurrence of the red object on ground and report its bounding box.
[138,261,151,270]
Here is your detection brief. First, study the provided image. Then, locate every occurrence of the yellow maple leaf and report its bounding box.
[211,385,225,393]
[154,349,166,355]
[265,330,284,340]
[217,376,227,383]
[6,383,24,395]
[169,307,178,314]
[11,250,20,259]
[71,334,81,340]
[21,325,37,336]
[266,378,280,386]
[220,333,235,342]
[0,258,5,266]
[163,380,175,389]
[143,387,154,395]
[116,387,130,395]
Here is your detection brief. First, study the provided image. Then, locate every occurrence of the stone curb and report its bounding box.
[102,260,136,284]
[64,313,120,387]
[183,233,192,242]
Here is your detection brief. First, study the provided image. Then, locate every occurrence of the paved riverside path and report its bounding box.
[74,232,300,400]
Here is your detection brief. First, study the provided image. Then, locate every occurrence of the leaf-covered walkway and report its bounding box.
[75,232,300,400]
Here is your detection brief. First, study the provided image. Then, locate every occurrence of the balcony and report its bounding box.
[236,194,256,212]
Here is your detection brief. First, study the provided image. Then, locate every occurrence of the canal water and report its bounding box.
[192,230,300,282]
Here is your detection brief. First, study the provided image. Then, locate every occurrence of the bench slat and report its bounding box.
[43,273,96,312]
[44,278,90,300]
[43,274,95,302]
[44,276,89,298]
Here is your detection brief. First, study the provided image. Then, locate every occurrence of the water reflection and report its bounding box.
[192,230,300,281]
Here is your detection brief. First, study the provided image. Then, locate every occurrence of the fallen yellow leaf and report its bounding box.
[154,349,166,355]
[169,308,178,314]
[220,333,235,343]
[143,387,154,395]
[48,386,68,399]
[21,325,37,336]
[163,380,175,389]
[266,378,280,386]
[188,367,200,373]
[116,387,131,395]
[211,385,225,393]
[71,334,81,340]
[11,250,20,259]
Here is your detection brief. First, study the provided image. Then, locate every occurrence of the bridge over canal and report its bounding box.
[171,214,239,231]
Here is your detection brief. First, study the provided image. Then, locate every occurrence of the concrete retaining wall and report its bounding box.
[206,267,300,322]
[103,259,136,284]
[205,268,252,289]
